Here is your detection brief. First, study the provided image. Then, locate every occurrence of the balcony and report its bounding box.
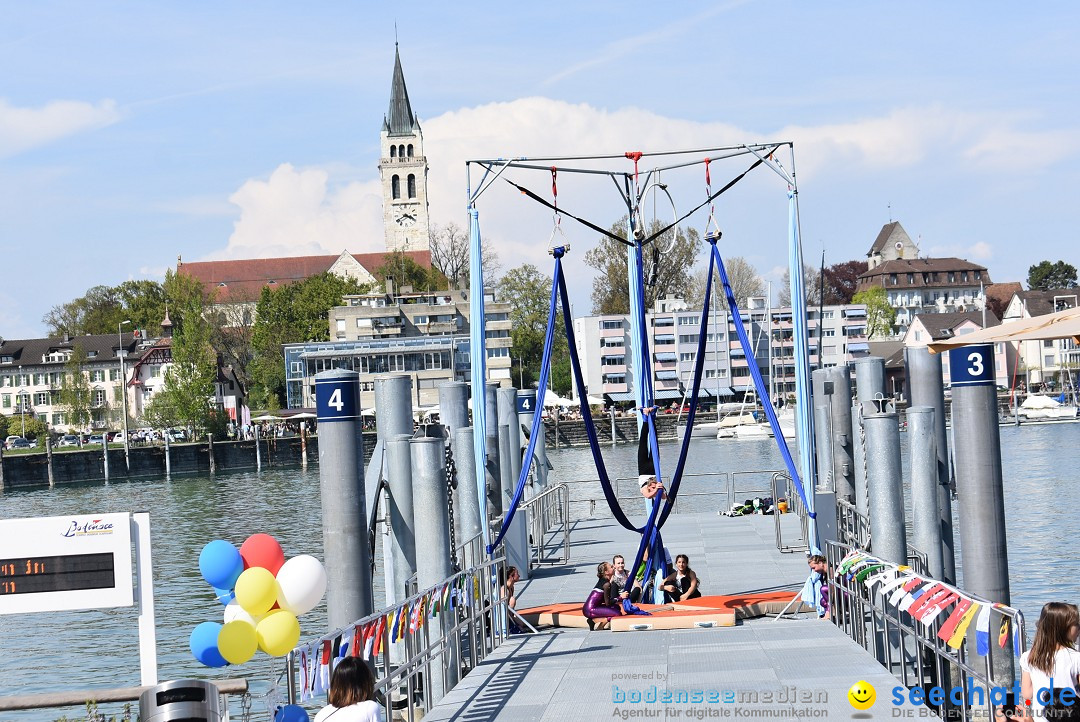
[426,321,458,334]
[600,327,625,338]
[603,383,628,393]
[600,363,627,374]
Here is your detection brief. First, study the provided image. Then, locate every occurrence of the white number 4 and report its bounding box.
[522,399,531,410]
[967,352,984,377]
[328,388,344,412]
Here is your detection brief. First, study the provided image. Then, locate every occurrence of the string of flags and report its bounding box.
[836,550,1024,659]
[296,574,487,703]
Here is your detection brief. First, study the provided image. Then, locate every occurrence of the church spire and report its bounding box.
[383,44,417,136]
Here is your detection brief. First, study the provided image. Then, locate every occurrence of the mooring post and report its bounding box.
[385,434,416,603]
[485,381,502,518]
[163,433,171,478]
[864,411,908,565]
[300,422,307,468]
[439,380,470,554]
[610,406,617,447]
[102,434,110,481]
[254,423,261,471]
[374,374,414,609]
[0,444,5,490]
[948,344,1012,684]
[853,356,886,412]
[207,433,216,474]
[904,346,957,584]
[812,369,834,492]
[45,435,54,487]
[315,369,373,628]
[825,365,855,504]
[498,387,523,486]
[453,426,483,570]
[411,435,456,700]
[907,407,944,580]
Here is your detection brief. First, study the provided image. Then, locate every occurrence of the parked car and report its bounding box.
[8,437,32,449]
[168,428,187,442]
[86,434,105,446]
[4,435,21,450]
[107,431,125,443]
[57,434,80,448]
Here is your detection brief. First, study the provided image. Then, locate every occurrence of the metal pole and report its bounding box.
[826,365,855,503]
[851,402,867,518]
[102,429,110,481]
[907,407,944,580]
[497,388,522,486]
[485,381,501,518]
[253,423,261,471]
[904,346,956,584]
[411,435,454,702]
[610,407,617,447]
[853,356,886,414]
[375,374,415,440]
[314,369,373,628]
[207,433,215,474]
[453,426,483,570]
[385,434,417,606]
[45,435,54,487]
[163,432,171,478]
[118,321,131,472]
[812,369,833,491]
[864,411,907,565]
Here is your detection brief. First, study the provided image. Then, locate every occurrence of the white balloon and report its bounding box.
[276,555,327,616]
[224,601,258,626]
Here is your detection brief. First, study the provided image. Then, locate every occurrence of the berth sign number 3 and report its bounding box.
[947,343,995,388]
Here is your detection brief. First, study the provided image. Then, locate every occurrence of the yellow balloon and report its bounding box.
[235,567,278,617]
[257,609,301,657]
[217,620,257,665]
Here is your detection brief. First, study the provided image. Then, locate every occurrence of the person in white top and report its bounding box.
[313,656,384,722]
[1018,602,1080,719]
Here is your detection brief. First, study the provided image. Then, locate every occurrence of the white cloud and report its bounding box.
[0,98,121,158]
[926,241,994,262]
[211,163,384,260]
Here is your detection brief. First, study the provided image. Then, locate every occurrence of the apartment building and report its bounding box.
[1003,289,1080,392]
[284,287,512,409]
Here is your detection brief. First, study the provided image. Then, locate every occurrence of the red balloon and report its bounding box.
[240,533,285,575]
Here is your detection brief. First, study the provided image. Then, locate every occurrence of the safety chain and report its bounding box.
[444,442,459,571]
[858,404,871,551]
[240,690,252,722]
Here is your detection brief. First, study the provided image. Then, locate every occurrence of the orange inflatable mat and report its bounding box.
[518,591,812,632]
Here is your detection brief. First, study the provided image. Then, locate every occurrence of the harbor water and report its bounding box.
[0,420,1076,719]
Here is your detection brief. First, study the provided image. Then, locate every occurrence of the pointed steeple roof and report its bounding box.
[383,44,418,136]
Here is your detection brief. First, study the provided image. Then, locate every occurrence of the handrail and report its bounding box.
[284,555,511,720]
[368,477,390,576]
[771,472,807,553]
[520,482,571,567]
[826,540,1026,720]
[0,679,249,714]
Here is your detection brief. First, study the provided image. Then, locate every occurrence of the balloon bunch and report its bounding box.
[190,533,327,667]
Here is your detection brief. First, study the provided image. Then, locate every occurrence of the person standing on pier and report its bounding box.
[1018,602,1080,719]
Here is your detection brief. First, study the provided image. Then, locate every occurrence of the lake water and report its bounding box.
[1,420,1077,720]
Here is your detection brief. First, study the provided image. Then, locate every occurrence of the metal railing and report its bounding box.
[770,472,808,553]
[520,482,571,567]
[0,680,249,719]
[285,555,511,721]
[826,540,1026,721]
[836,498,870,550]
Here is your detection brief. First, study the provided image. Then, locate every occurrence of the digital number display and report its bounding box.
[0,553,115,595]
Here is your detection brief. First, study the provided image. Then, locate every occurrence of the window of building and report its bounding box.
[679,352,695,362]
[392,175,400,199]
[652,317,675,327]
[907,274,914,284]
[390,145,397,158]
[1,394,9,408]
[0,375,9,387]
[413,315,429,325]
[601,355,626,366]
[52,413,64,426]
[17,373,30,386]
[33,373,45,385]
[35,392,49,406]
[485,312,509,321]
[679,334,700,344]
[290,362,304,374]
[1045,355,1056,367]
[915,331,922,342]
[390,354,405,371]
[151,367,161,378]
[336,319,345,332]
[823,311,834,319]
[486,347,509,358]
[93,389,106,405]
[823,329,836,337]
[109,369,119,381]
[975,271,982,280]
[1043,339,1055,348]
[677,316,698,326]
[889,274,897,285]
[90,370,105,382]
[407,174,416,198]
[407,144,414,157]
[485,329,509,339]
[602,373,626,384]
[601,338,624,348]
[600,320,623,330]
[823,345,836,355]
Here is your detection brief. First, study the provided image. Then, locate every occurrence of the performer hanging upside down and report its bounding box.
[637,411,667,501]
[582,562,626,630]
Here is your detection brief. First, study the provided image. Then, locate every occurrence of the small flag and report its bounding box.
[938,598,973,641]
[947,603,980,649]
[975,604,992,656]
[998,616,1010,649]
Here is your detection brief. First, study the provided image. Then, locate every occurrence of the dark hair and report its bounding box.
[328,656,376,708]
[613,555,624,564]
[1030,602,1080,674]
[597,561,611,578]
[676,554,690,565]
[808,554,826,565]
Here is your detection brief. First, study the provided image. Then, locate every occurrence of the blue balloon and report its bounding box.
[214,586,236,605]
[199,540,243,589]
[274,705,310,722]
[190,621,228,667]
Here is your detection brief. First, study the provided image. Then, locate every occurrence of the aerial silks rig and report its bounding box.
[466,144,822,593]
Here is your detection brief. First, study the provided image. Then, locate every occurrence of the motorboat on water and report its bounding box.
[1016,394,1080,420]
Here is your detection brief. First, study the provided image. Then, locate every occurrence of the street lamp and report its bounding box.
[118,320,132,471]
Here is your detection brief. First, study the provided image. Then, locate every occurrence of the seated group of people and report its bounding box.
[582,552,703,630]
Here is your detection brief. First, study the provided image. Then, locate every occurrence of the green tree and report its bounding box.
[42,281,166,337]
[56,345,94,432]
[853,286,897,339]
[496,264,570,391]
[1027,260,1079,291]
[428,222,500,289]
[249,272,368,407]
[584,217,702,314]
[375,251,447,292]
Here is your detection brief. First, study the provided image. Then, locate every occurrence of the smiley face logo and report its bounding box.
[847,680,876,710]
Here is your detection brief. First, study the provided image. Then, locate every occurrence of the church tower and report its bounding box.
[380,45,431,254]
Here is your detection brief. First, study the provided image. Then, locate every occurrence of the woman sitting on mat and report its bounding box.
[583,561,625,630]
[660,554,702,603]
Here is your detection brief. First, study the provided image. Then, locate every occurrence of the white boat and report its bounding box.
[1017,395,1079,420]
[716,413,763,439]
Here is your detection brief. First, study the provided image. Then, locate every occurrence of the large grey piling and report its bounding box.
[864,411,908,565]
[454,426,484,570]
[905,346,957,584]
[498,387,523,485]
[826,365,855,503]
[164,434,171,477]
[439,381,471,554]
[315,369,373,629]
[411,435,457,701]
[854,356,886,412]
[385,434,417,604]
[374,374,415,607]
[484,381,502,517]
[497,387,530,580]
[907,407,944,580]
[254,424,261,471]
[519,390,550,488]
[375,374,415,439]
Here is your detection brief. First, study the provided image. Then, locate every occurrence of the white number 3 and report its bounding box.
[967,352,984,377]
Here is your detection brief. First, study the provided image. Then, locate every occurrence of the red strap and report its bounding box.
[624,151,642,183]
[551,166,558,213]
[704,157,711,188]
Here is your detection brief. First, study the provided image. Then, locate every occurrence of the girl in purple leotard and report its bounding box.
[583,562,624,630]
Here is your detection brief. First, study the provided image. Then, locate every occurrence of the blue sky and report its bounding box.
[3,2,1079,338]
